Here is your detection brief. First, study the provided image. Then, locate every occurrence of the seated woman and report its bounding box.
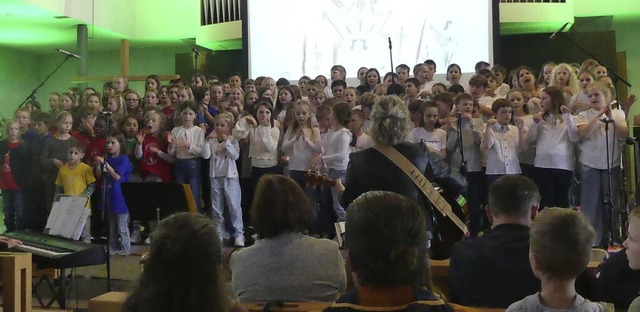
[230,174,347,302]
[122,212,244,312]
[325,191,452,312]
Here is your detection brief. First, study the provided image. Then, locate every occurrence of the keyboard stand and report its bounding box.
[32,266,72,309]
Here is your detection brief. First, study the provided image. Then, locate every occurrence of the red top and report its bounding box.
[0,142,21,190]
[139,134,173,182]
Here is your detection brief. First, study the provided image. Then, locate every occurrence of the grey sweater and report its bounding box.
[507,293,605,312]
[230,232,346,302]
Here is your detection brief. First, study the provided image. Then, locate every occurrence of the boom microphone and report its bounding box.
[549,22,570,40]
[56,48,81,59]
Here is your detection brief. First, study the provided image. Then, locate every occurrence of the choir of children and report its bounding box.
[2,57,634,258]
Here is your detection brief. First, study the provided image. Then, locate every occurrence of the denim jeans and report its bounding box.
[2,189,25,232]
[109,212,130,255]
[210,177,243,239]
[174,158,201,212]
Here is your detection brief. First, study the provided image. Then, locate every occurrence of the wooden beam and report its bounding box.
[70,75,181,84]
[120,39,130,76]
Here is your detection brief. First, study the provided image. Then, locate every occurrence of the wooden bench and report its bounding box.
[0,253,32,312]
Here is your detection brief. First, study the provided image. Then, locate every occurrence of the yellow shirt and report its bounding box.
[55,163,96,208]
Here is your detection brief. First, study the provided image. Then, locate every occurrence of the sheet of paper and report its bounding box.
[71,209,91,241]
[46,196,89,239]
[45,201,63,230]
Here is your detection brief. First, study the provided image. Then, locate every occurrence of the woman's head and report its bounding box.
[180,101,200,126]
[145,75,161,91]
[252,175,312,239]
[346,191,428,287]
[541,86,565,115]
[107,95,125,113]
[370,95,411,146]
[123,212,225,312]
[106,132,126,156]
[538,62,556,87]
[84,93,102,111]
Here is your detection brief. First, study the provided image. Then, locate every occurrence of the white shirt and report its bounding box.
[205,138,240,178]
[446,117,485,172]
[281,127,322,171]
[321,127,351,170]
[233,117,280,168]
[527,115,577,171]
[350,132,373,153]
[483,124,523,175]
[168,126,204,159]
[575,108,626,169]
[495,83,510,99]
[409,127,447,152]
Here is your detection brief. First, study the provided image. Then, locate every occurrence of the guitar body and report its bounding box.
[429,188,468,260]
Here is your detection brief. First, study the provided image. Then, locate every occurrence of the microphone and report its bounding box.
[56,48,81,59]
[624,137,638,145]
[192,48,200,56]
[388,37,392,50]
[549,22,570,39]
[599,117,614,124]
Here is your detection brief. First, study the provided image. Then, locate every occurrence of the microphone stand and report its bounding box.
[101,111,113,292]
[456,114,467,177]
[193,48,200,80]
[388,38,394,83]
[601,117,618,247]
[18,54,74,108]
[555,32,631,107]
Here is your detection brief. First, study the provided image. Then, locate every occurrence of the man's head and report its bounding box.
[624,208,640,270]
[530,208,595,281]
[346,191,428,287]
[488,175,540,226]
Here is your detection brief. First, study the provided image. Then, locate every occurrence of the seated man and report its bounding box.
[448,175,540,308]
[325,191,452,312]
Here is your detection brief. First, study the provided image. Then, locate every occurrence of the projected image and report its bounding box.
[247,0,491,80]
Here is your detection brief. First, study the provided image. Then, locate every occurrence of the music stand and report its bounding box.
[121,182,196,224]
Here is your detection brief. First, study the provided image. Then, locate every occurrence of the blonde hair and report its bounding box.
[549,63,580,95]
[288,100,317,142]
[369,95,411,146]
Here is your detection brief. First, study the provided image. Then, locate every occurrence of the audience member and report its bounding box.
[507,208,604,311]
[324,191,452,312]
[449,175,540,308]
[122,212,244,312]
[230,174,346,302]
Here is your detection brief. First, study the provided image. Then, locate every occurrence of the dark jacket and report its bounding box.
[342,142,432,209]
[448,223,540,308]
[0,140,31,187]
